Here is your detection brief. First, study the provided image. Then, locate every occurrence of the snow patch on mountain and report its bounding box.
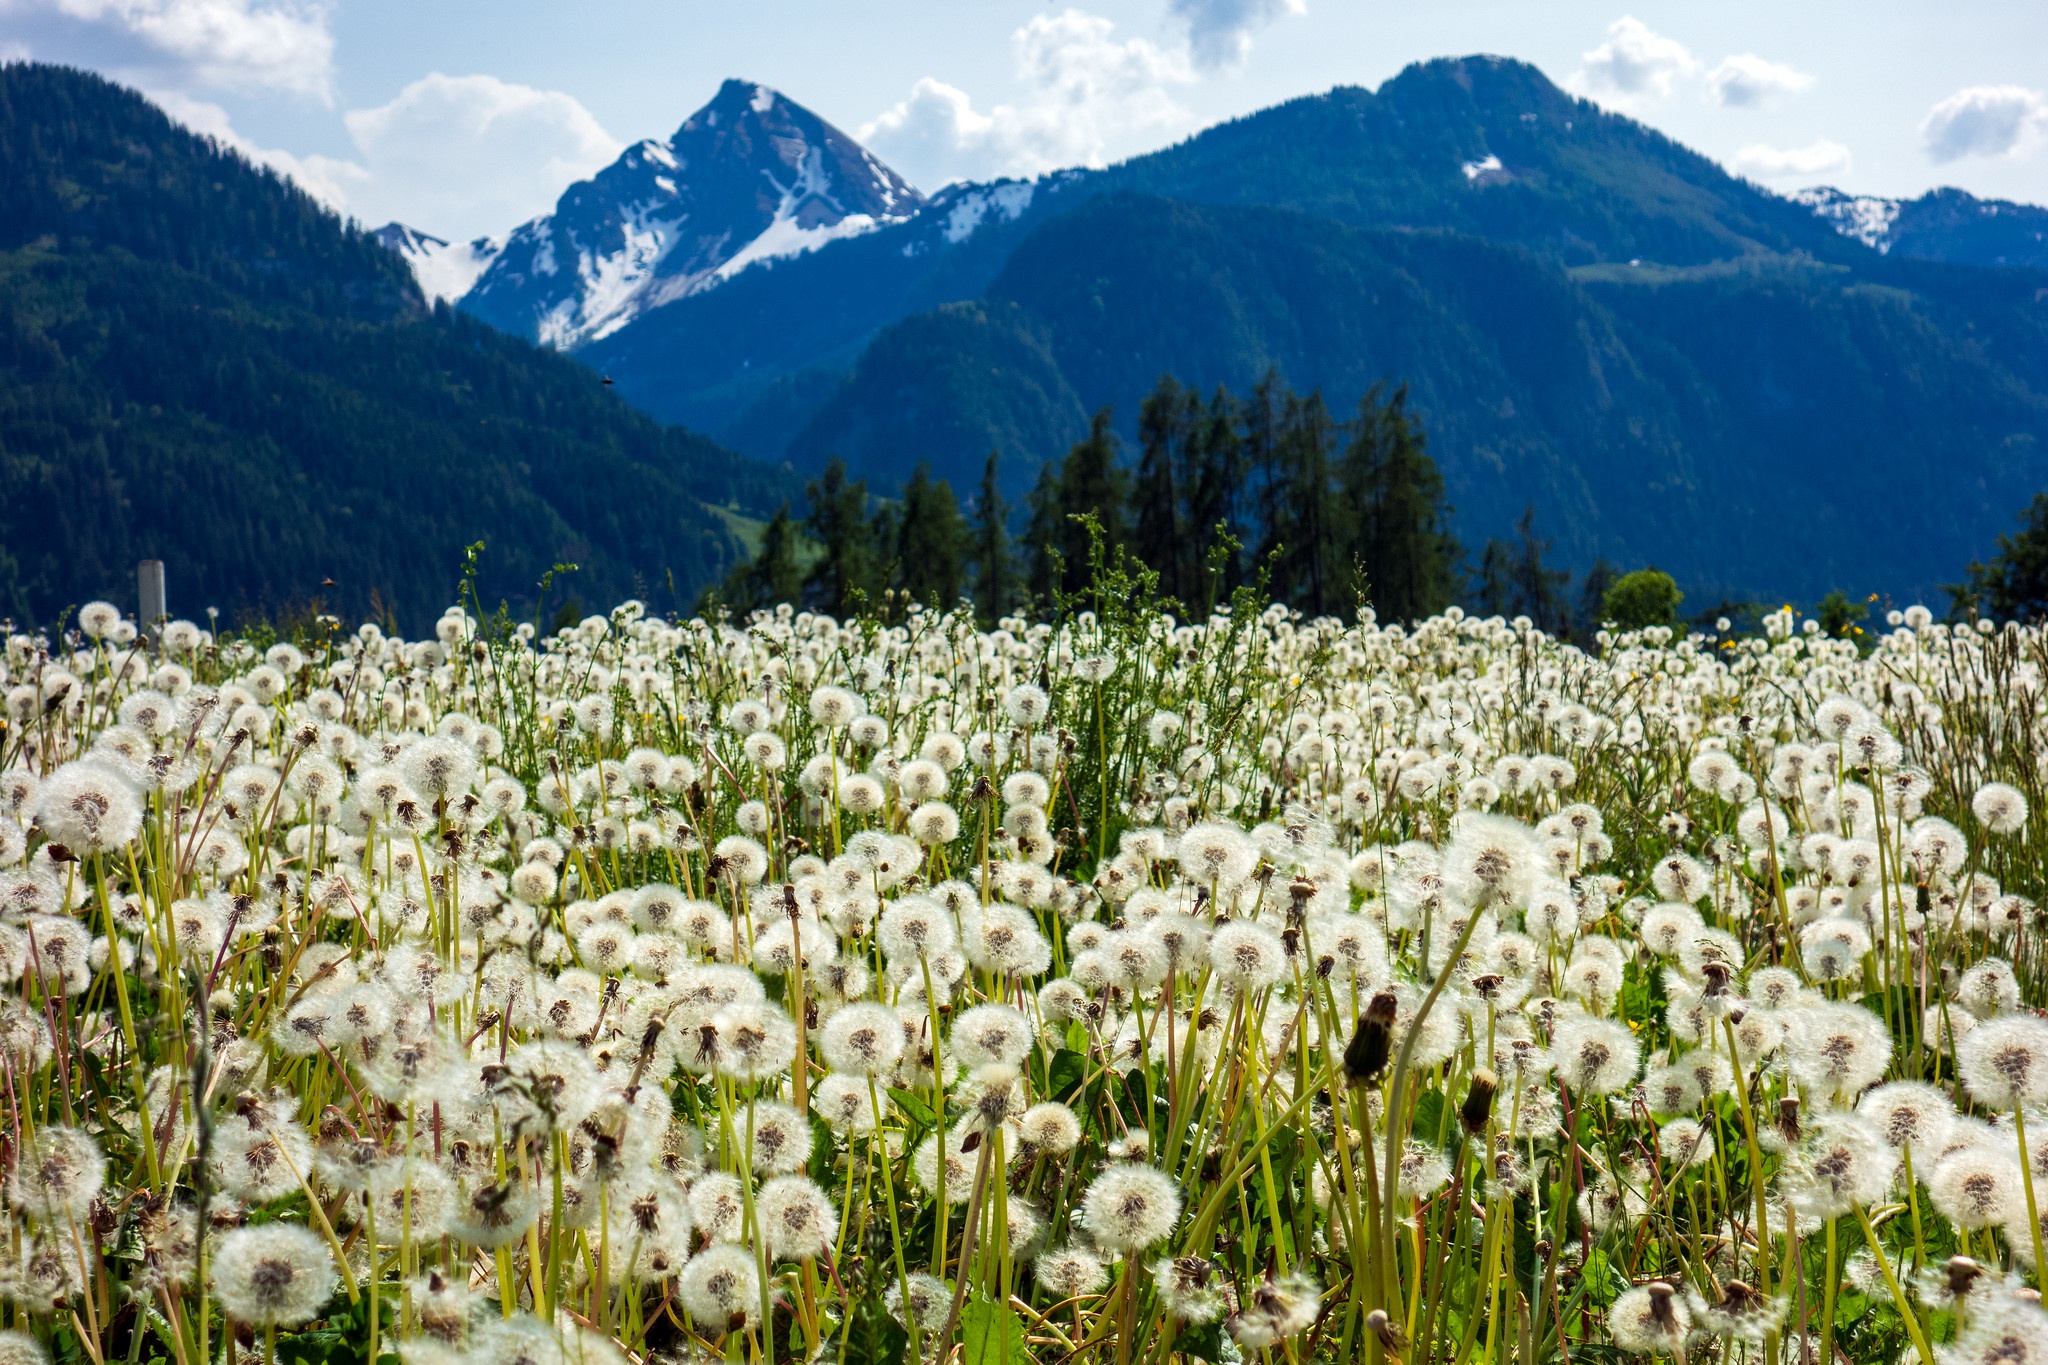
[372,223,503,303]
[1461,153,1504,182]
[938,181,1037,244]
[1792,187,1899,252]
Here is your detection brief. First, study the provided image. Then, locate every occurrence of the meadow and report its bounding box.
[1,581,2045,1365]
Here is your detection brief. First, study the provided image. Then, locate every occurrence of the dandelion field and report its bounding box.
[5,581,2048,1365]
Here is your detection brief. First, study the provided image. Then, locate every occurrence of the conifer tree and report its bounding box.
[895,462,967,610]
[1477,505,1568,631]
[1956,492,2048,620]
[1185,386,1246,607]
[1023,462,1064,609]
[969,450,1015,624]
[1243,369,1287,560]
[1133,377,1193,603]
[1261,389,1342,616]
[802,458,880,617]
[1340,383,1460,622]
[1051,408,1129,598]
[702,503,803,614]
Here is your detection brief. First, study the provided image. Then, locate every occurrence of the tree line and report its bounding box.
[709,371,1476,625]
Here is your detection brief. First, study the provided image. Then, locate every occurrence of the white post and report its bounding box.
[138,559,166,646]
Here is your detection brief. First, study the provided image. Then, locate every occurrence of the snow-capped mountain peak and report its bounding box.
[457,79,925,349]
[372,223,502,304]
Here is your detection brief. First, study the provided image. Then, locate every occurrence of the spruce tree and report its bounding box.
[1243,368,1287,564]
[1052,408,1129,598]
[749,505,804,609]
[1023,462,1064,609]
[1956,492,2048,620]
[702,502,804,615]
[1261,389,1342,616]
[1477,505,1569,630]
[802,458,880,617]
[969,451,1015,625]
[1340,383,1460,622]
[1133,377,1193,603]
[1186,386,1246,608]
[895,462,967,611]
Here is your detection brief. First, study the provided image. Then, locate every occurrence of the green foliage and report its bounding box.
[0,64,790,628]
[1028,408,1130,603]
[1602,569,1683,631]
[893,464,968,610]
[1955,491,2048,621]
[968,451,1015,625]
[960,1295,1025,1365]
[802,459,883,618]
[1818,589,1872,640]
[1478,506,1572,633]
[1340,382,1462,622]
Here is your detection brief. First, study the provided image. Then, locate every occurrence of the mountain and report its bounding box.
[372,222,501,304]
[575,55,1872,443]
[556,55,2048,603]
[1796,186,2048,271]
[0,62,790,628]
[782,193,2048,600]
[456,79,924,349]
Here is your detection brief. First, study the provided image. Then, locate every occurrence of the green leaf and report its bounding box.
[1411,1087,1449,1152]
[961,1292,1026,1365]
[1513,1192,1540,1286]
[1048,1047,1089,1101]
[809,1113,837,1184]
[1171,1319,1226,1363]
[834,1295,908,1365]
[888,1086,935,1129]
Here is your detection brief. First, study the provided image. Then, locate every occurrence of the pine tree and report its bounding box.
[802,458,880,617]
[1340,383,1460,622]
[702,502,803,614]
[1956,492,2048,620]
[894,462,968,611]
[1024,462,1064,609]
[1051,408,1128,598]
[1261,389,1343,616]
[1477,505,1569,630]
[1576,558,1617,640]
[968,450,1015,624]
[1133,377,1193,603]
[1185,386,1246,608]
[1243,368,1287,566]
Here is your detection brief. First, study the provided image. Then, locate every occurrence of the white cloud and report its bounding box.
[149,87,364,205]
[1706,54,1814,108]
[1166,0,1304,70]
[1,40,32,62]
[148,74,620,242]
[1573,16,1696,109]
[1730,138,1851,180]
[340,74,623,239]
[863,9,1194,187]
[1920,85,2048,163]
[19,0,334,98]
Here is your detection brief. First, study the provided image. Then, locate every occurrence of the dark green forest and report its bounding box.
[710,374,1464,627]
[0,63,789,628]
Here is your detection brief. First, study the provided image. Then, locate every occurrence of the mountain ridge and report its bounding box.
[0,62,792,628]
[458,78,925,349]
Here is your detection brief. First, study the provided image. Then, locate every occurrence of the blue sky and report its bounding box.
[3,0,2044,242]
